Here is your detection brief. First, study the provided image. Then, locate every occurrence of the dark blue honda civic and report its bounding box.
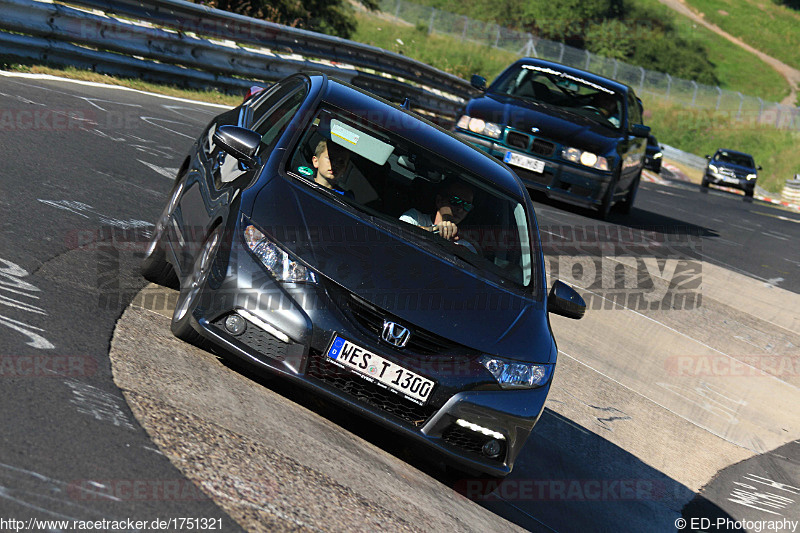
[141,72,585,478]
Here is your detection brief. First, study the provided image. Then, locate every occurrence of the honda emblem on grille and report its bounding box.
[381,321,411,348]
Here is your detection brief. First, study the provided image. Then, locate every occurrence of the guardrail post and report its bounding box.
[639,66,645,91]
[612,59,618,79]
[461,16,468,42]
[715,86,722,111]
[558,42,564,63]
[395,0,402,18]
[428,8,436,35]
[691,81,698,107]
[494,25,500,48]
[666,74,671,99]
[584,50,591,70]
[758,97,764,123]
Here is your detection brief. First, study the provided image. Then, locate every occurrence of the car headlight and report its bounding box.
[746,173,757,180]
[456,115,502,139]
[708,164,718,174]
[480,355,553,389]
[653,152,663,159]
[244,225,317,283]
[561,147,609,171]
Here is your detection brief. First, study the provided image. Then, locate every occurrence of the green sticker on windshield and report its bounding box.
[297,166,314,176]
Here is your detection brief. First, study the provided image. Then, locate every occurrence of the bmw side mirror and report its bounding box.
[470,75,487,91]
[629,124,650,138]
[548,280,586,319]
[757,165,762,170]
[213,125,262,170]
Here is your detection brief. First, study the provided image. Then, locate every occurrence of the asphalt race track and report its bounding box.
[1,72,799,532]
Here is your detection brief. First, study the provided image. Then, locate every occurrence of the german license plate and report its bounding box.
[504,151,545,173]
[326,335,435,405]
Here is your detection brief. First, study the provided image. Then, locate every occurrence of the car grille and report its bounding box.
[531,138,555,157]
[305,350,437,427]
[334,289,470,357]
[442,423,506,462]
[506,131,530,150]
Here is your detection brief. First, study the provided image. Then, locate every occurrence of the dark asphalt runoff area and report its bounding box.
[1,72,799,532]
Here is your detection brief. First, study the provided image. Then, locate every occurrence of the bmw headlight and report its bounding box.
[746,173,757,180]
[456,115,503,139]
[480,355,553,389]
[244,225,317,283]
[561,147,609,171]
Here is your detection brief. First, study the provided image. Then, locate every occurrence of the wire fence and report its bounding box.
[380,0,799,131]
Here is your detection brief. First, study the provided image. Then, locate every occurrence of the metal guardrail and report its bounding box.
[0,0,474,122]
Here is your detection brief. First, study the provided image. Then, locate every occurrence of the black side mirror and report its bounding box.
[705,155,711,159]
[757,165,763,170]
[470,75,487,91]
[629,124,651,138]
[213,125,262,170]
[548,280,586,320]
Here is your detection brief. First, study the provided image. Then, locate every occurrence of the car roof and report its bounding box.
[715,148,754,158]
[502,58,634,95]
[316,75,528,199]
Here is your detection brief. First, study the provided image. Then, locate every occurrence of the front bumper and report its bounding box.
[705,171,755,191]
[454,131,613,209]
[184,235,551,476]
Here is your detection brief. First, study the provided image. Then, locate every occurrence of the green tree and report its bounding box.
[202,0,378,39]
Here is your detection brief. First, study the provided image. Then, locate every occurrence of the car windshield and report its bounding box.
[286,107,536,290]
[491,63,623,129]
[715,151,755,168]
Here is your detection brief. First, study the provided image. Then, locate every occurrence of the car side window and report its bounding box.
[627,93,642,127]
[250,81,308,157]
[247,78,305,128]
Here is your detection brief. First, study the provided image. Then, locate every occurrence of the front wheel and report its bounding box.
[171,224,223,343]
[615,172,640,215]
[141,179,185,288]
[597,174,618,220]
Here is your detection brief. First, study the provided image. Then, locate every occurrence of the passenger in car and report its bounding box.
[311,140,353,197]
[399,181,474,243]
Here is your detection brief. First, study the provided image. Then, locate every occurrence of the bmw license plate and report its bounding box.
[504,151,545,173]
[326,335,435,405]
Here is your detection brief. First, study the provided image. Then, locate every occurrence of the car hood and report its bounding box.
[710,161,756,175]
[467,93,620,155]
[251,179,555,363]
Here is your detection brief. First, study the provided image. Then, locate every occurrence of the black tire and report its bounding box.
[745,187,754,198]
[700,176,709,189]
[615,172,640,215]
[171,224,223,344]
[141,179,185,288]
[597,174,618,220]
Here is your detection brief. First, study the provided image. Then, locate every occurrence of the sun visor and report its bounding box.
[330,119,394,166]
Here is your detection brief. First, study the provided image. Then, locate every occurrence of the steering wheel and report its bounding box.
[580,105,604,116]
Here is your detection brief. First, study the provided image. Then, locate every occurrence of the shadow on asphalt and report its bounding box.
[206,350,743,533]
